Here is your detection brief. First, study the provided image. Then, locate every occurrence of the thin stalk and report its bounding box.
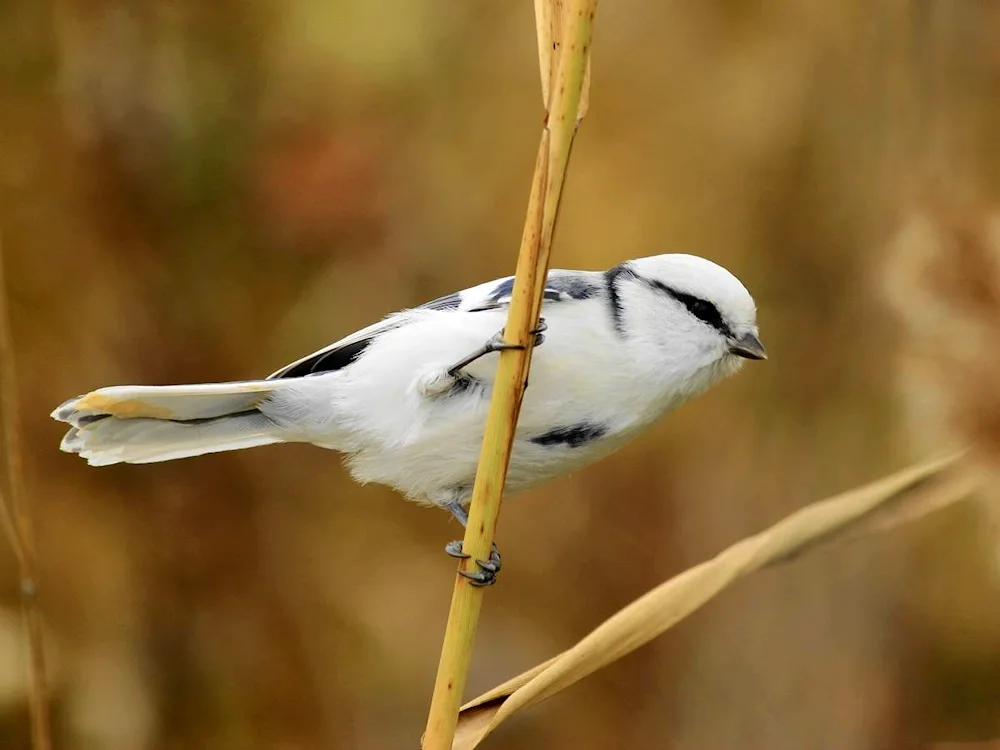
[421,2,598,747]
[0,237,53,750]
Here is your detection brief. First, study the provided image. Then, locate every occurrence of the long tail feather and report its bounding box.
[52,381,279,426]
[52,381,290,465]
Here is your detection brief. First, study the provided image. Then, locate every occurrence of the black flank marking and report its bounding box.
[420,292,462,311]
[603,263,637,335]
[530,422,608,448]
[275,336,374,379]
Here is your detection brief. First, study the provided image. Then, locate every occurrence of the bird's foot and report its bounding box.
[530,318,547,345]
[445,319,547,378]
[444,541,502,587]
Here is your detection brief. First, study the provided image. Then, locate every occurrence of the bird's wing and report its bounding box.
[267,270,604,379]
[267,316,410,379]
[447,269,604,312]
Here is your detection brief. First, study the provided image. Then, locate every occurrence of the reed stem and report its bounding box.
[421,3,598,747]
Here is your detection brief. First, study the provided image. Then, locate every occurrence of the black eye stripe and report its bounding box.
[676,292,725,329]
[644,279,731,335]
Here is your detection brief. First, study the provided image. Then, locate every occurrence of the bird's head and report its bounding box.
[615,254,765,390]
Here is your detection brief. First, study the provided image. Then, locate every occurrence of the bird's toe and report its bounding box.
[445,541,502,586]
[531,318,548,346]
[444,539,469,559]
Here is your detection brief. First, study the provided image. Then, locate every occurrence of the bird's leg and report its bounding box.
[421,320,547,396]
[444,501,502,587]
[446,500,470,527]
[445,319,547,378]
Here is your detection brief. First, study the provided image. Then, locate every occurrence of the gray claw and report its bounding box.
[475,557,500,574]
[489,330,527,353]
[531,318,547,346]
[446,542,502,586]
[459,568,498,587]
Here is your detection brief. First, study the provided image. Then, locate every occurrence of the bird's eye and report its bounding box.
[688,300,712,318]
[647,280,730,334]
[678,294,726,332]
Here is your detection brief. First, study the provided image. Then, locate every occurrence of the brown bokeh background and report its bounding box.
[2,1,1000,748]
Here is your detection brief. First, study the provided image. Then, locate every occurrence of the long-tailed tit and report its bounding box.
[53,254,766,584]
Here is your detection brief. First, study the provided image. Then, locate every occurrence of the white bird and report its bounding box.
[52,253,765,584]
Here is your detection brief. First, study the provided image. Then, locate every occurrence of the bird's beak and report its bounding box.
[728,332,767,360]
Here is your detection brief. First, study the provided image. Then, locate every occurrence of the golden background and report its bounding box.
[1,1,999,748]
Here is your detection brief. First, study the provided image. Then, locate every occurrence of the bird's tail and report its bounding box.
[51,381,291,466]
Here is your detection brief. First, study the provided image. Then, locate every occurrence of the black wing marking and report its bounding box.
[266,314,410,380]
[419,291,463,311]
[267,288,464,381]
[468,271,602,312]
[268,270,603,379]
[269,336,375,379]
[546,273,602,301]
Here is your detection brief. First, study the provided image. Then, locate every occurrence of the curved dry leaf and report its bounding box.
[453,453,972,750]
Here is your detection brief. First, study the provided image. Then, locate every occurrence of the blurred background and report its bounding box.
[1,0,1000,748]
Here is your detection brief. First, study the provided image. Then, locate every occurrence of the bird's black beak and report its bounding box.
[728,332,767,360]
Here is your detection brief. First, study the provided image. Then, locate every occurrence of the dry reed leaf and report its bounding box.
[452,453,971,749]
